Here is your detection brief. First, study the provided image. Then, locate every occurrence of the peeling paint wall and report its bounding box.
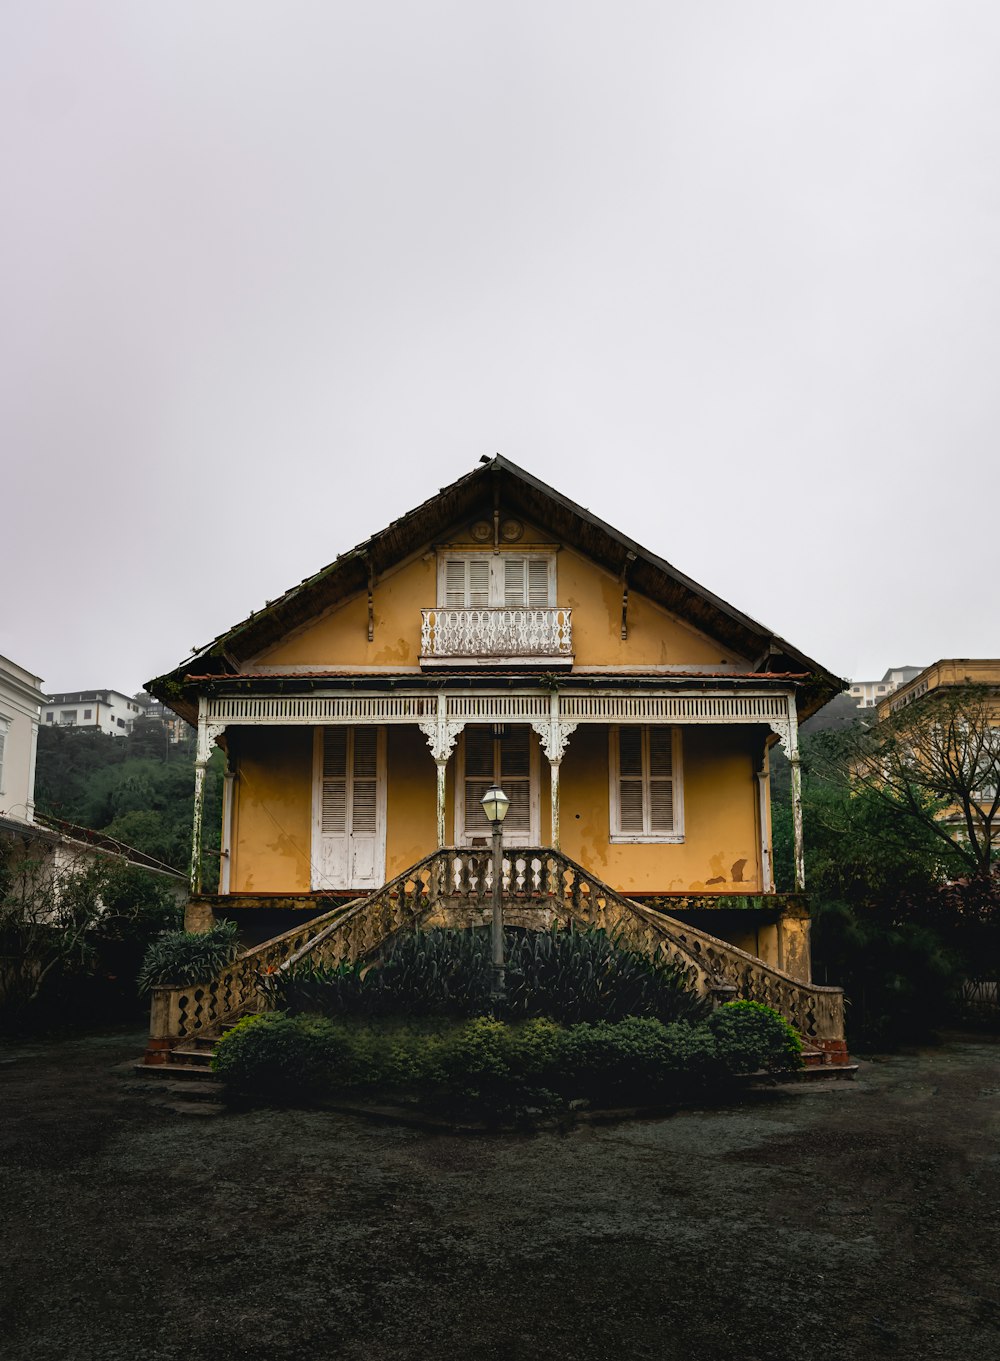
[255,555,435,668]
[252,522,747,670]
[558,724,762,893]
[230,728,313,893]
[226,721,764,896]
[558,546,746,667]
[384,725,439,880]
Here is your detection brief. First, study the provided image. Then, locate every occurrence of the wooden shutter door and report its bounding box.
[499,726,532,841]
[460,726,536,844]
[349,727,380,886]
[502,556,551,608]
[316,728,385,889]
[318,728,349,885]
[462,726,495,840]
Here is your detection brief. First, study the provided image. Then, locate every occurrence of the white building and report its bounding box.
[42,689,147,736]
[847,666,924,709]
[0,654,44,824]
[1,656,184,893]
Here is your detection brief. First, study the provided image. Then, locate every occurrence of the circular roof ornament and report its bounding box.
[470,520,492,542]
[500,518,524,542]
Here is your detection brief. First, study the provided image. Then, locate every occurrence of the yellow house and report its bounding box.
[146,457,848,1057]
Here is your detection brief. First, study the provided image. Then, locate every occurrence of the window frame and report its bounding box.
[454,725,540,846]
[436,551,557,609]
[608,725,684,844]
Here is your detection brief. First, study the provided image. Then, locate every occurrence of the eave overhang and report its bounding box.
[158,668,820,728]
[147,455,844,724]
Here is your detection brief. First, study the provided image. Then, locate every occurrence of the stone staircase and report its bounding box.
[142,848,851,1079]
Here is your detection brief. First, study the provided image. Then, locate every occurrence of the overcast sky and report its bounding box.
[3,2,998,696]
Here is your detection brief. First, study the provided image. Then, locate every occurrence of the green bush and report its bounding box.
[137,919,240,993]
[707,1001,802,1074]
[270,925,709,1026]
[212,1013,343,1103]
[210,1007,799,1116]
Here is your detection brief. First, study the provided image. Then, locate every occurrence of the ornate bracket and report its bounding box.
[196,721,228,764]
[418,718,466,764]
[530,719,578,765]
[766,719,793,760]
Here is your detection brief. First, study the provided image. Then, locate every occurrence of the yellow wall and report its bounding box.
[558,724,762,893]
[231,517,764,895]
[384,726,440,880]
[230,728,312,893]
[227,722,764,895]
[254,526,747,670]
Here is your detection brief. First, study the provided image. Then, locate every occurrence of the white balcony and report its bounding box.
[420,607,574,667]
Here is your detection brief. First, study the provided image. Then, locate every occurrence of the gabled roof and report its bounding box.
[149,455,843,717]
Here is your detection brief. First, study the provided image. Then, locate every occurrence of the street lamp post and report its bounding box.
[480,785,510,1005]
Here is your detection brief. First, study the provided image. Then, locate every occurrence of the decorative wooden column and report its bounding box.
[768,698,805,892]
[756,760,772,894]
[532,695,577,850]
[419,694,465,849]
[219,765,235,894]
[190,700,225,894]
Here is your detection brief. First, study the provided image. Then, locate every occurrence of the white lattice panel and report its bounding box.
[559,694,790,723]
[206,689,791,727]
[207,695,437,724]
[445,695,551,719]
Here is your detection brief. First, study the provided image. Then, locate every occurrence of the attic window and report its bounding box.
[438,553,555,608]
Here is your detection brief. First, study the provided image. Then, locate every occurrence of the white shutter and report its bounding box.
[647,728,674,834]
[527,557,550,606]
[441,553,553,606]
[503,556,527,606]
[617,728,645,834]
[613,727,678,838]
[321,729,348,834]
[0,731,5,792]
[444,559,466,608]
[502,556,551,607]
[351,728,378,834]
[468,558,490,606]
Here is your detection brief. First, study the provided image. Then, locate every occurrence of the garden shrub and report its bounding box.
[269,925,709,1026]
[211,1007,800,1116]
[212,1012,360,1103]
[137,918,240,993]
[706,1000,802,1074]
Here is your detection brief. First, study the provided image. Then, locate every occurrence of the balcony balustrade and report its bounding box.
[420,606,573,665]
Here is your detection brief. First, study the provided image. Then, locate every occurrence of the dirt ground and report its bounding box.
[2,1031,999,1361]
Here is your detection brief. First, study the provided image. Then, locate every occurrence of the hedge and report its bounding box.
[212,1003,802,1117]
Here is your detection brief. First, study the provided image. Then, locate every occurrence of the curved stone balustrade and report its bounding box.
[146,847,844,1055]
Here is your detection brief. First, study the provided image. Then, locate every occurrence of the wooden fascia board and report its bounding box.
[148,455,842,716]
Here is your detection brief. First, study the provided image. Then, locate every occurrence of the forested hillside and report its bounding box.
[34,719,223,879]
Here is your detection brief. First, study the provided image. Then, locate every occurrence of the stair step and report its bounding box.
[170,1046,216,1065]
[133,1061,218,1080]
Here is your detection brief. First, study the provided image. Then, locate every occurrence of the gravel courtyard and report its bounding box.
[2,1030,999,1361]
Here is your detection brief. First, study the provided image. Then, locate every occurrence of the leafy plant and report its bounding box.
[137,918,240,993]
[0,842,183,1028]
[268,924,708,1025]
[706,1000,802,1074]
[210,1009,793,1117]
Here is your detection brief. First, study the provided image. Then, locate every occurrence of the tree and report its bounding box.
[0,840,181,1024]
[843,684,1000,879]
[34,725,223,878]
